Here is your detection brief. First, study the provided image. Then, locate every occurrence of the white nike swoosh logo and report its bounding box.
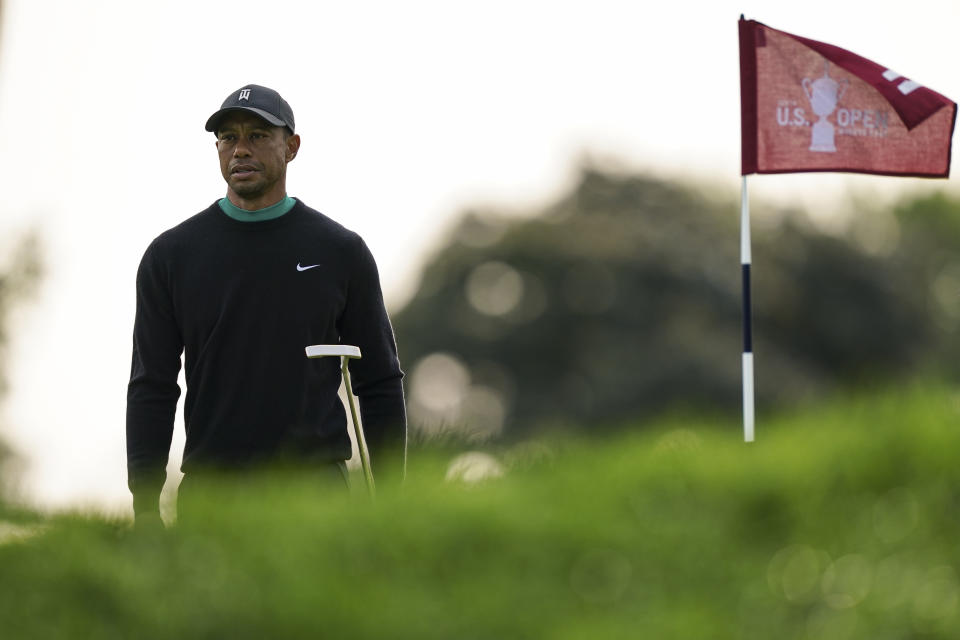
[297,263,320,272]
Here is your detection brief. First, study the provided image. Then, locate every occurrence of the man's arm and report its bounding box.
[353,376,407,484]
[126,240,183,518]
[340,237,407,484]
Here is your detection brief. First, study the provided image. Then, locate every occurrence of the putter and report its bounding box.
[305,344,375,496]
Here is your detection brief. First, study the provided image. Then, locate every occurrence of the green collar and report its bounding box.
[218,196,296,222]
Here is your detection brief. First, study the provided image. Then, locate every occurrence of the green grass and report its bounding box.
[2,384,960,639]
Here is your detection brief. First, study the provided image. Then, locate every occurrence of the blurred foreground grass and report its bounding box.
[2,384,960,639]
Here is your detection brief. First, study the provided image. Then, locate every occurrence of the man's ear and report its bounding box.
[286,134,301,162]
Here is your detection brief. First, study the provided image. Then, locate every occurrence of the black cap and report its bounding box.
[205,84,295,134]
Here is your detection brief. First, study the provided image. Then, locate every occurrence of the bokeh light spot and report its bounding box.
[466,261,524,316]
[822,554,873,609]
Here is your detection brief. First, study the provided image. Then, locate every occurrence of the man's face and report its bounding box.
[216,111,299,204]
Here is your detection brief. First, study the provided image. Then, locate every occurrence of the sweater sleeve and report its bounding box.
[339,237,407,483]
[126,239,183,516]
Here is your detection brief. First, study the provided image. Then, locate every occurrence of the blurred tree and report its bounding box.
[0,0,5,474]
[393,167,955,440]
[890,191,960,376]
[0,1,50,502]
[0,232,43,491]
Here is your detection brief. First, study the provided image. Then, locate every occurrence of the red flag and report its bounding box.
[740,18,956,177]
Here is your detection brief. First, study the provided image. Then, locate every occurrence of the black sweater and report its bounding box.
[126,199,406,514]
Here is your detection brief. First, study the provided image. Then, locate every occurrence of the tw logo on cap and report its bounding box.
[239,88,251,101]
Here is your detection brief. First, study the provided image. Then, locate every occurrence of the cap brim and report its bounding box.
[204,106,287,132]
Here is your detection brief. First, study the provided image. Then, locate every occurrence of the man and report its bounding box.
[126,84,406,525]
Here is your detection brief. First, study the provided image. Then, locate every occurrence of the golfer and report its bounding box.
[126,85,407,525]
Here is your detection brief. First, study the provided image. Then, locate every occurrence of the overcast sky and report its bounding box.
[1,0,958,513]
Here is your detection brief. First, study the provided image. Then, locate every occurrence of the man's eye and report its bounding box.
[219,135,235,143]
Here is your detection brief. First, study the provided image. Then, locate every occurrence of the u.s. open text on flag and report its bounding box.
[739,18,956,177]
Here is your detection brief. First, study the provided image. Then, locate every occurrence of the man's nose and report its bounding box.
[233,138,252,157]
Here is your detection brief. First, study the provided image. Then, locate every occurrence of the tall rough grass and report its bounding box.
[1,384,958,639]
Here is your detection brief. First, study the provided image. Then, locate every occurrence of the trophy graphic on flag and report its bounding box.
[802,62,847,152]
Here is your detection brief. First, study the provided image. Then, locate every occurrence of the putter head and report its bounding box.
[305,344,362,359]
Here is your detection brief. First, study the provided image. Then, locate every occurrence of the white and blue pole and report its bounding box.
[741,176,755,442]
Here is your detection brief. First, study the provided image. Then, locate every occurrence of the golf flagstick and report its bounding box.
[305,344,376,495]
[741,176,755,442]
